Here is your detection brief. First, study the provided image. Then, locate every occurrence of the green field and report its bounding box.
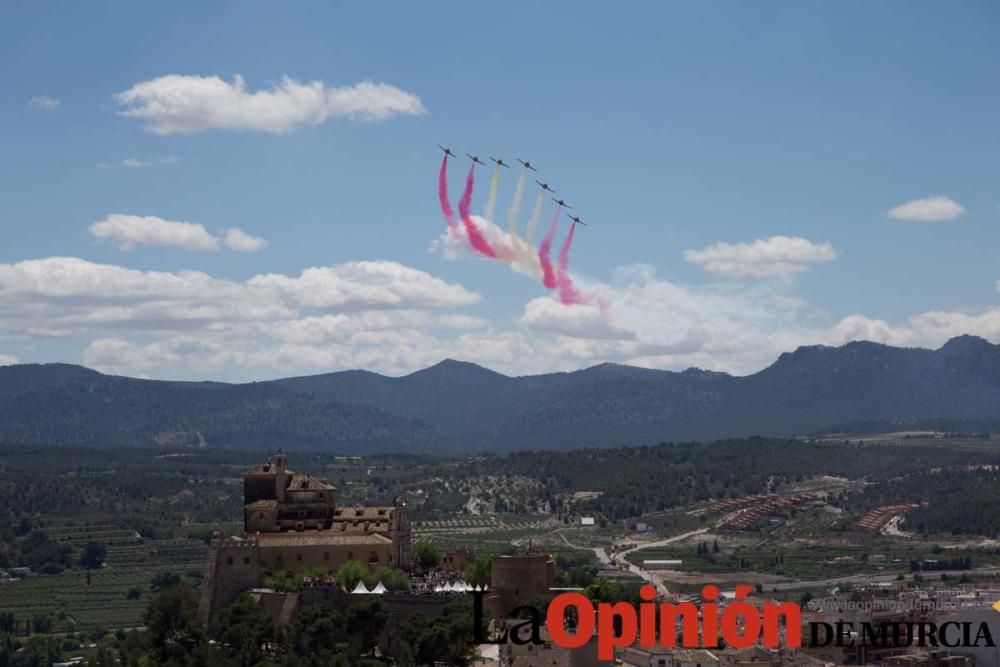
[626,541,1000,582]
[0,523,207,633]
[413,515,552,554]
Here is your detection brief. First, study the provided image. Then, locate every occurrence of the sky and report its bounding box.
[1,2,998,380]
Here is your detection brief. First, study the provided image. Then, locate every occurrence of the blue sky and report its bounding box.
[1,2,998,380]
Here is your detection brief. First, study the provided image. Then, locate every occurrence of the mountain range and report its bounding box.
[1,335,999,454]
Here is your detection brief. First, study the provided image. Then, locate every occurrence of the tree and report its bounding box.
[213,595,283,666]
[117,629,151,667]
[464,554,492,588]
[263,566,328,592]
[292,601,344,658]
[30,614,52,634]
[262,569,298,592]
[365,566,410,592]
[399,598,474,665]
[12,634,63,667]
[150,571,182,592]
[412,542,441,570]
[584,578,626,604]
[144,584,204,664]
[91,644,117,667]
[345,599,388,656]
[79,541,107,569]
[335,560,367,591]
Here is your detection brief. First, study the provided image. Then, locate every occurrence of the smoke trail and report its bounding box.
[438,154,458,231]
[458,162,497,258]
[525,189,544,245]
[484,164,501,222]
[538,205,561,289]
[506,168,527,240]
[556,221,583,305]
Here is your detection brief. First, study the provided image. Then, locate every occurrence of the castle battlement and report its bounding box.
[198,454,411,627]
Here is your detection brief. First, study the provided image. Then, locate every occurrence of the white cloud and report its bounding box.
[264,311,487,346]
[814,310,1000,350]
[0,354,18,366]
[887,196,966,222]
[84,337,182,374]
[90,215,221,251]
[684,236,836,278]
[115,74,426,135]
[0,257,479,347]
[520,298,629,340]
[247,262,477,311]
[2,255,998,380]
[28,96,60,111]
[223,228,269,253]
[121,155,179,169]
[89,214,268,253]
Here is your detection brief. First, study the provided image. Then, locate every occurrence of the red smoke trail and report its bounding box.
[538,205,561,289]
[438,154,457,231]
[458,162,497,258]
[556,222,583,305]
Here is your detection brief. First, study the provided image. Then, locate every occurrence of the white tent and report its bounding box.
[350,580,371,595]
[442,581,454,592]
[454,580,469,593]
[371,581,388,594]
[433,584,444,593]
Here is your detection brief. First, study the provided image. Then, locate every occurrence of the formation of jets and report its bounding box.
[438,145,591,225]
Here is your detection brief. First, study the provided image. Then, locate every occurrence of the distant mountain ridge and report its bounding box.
[2,335,1000,453]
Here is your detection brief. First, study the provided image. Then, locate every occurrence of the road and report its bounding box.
[557,526,708,596]
[769,566,1000,591]
[609,528,709,597]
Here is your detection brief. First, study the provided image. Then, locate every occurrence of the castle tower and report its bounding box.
[391,496,411,571]
[273,453,287,502]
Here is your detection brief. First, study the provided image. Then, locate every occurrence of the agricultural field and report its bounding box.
[625,536,1000,583]
[3,435,1000,636]
[0,523,207,633]
[413,515,554,554]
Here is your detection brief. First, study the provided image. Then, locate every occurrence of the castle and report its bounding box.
[198,453,411,625]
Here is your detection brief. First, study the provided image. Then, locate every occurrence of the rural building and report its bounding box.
[483,553,555,618]
[198,453,411,625]
[440,547,471,572]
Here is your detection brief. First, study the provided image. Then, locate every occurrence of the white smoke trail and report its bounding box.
[506,168,527,241]
[430,214,542,280]
[525,189,544,245]
[484,165,501,223]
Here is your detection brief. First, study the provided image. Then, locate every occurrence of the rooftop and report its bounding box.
[257,531,392,547]
[287,473,334,491]
[334,506,392,520]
